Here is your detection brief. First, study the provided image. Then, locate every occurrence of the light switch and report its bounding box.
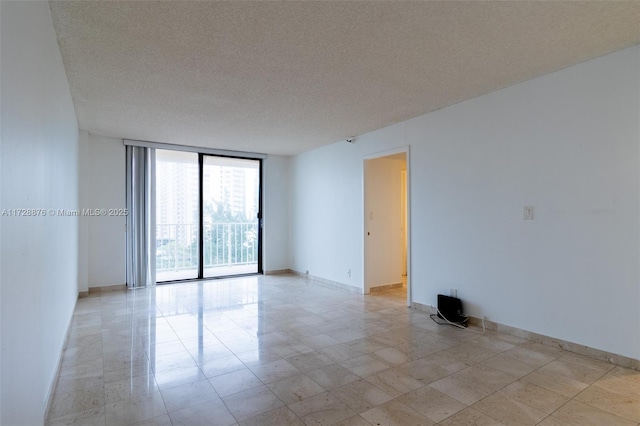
[523,205,534,220]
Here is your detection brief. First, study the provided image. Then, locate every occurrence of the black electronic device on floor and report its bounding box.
[436,294,469,327]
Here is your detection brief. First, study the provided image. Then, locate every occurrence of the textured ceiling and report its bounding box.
[49,1,640,156]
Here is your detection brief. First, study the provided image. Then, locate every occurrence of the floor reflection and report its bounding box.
[48,274,638,426]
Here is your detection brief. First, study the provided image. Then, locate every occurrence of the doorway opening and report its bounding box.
[155,149,262,282]
[363,149,410,305]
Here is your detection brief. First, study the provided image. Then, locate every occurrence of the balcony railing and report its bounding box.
[156,222,258,273]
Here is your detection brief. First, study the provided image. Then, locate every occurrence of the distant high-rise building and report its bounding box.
[156,151,260,247]
[156,151,199,247]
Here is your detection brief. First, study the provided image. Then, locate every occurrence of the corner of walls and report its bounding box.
[636,45,640,363]
[289,124,407,290]
[1,1,81,423]
[78,130,90,294]
[80,133,126,289]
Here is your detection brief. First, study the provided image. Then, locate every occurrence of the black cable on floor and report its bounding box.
[430,313,468,328]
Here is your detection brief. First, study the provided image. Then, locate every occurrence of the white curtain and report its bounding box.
[125,145,156,288]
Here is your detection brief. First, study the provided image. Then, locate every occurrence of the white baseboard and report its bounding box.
[288,269,361,293]
[410,300,639,370]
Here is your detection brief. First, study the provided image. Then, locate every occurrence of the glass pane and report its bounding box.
[203,156,259,277]
[155,150,199,281]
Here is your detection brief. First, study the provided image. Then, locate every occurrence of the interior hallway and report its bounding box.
[47,274,640,425]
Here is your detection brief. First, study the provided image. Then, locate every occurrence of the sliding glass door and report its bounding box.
[155,149,261,283]
[155,150,199,282]
[203,156,260,278]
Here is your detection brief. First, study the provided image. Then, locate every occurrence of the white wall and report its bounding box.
[290,45,640,360]
[78,133,126,288]
[290,139,369,288]
[262,155,290,272]
[364,156,404,291]
[1,1,80,423]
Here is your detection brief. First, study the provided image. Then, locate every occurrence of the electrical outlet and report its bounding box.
[523,205,534,220]
[450,288,457,298]
[347,269,351,277]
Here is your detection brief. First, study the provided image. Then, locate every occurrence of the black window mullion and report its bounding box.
[198,153,204,279]
[257,159,263,274]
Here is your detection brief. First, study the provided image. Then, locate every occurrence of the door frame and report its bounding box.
[363,146,411,306]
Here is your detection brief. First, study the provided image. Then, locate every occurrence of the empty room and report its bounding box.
[2,1,640,425]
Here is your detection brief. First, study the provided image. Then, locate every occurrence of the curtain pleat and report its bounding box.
[126,146,156,288]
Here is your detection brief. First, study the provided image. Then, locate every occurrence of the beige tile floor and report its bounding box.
[46,274,640,426]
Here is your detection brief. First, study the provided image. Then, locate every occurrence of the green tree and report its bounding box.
[194,198,255,267]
